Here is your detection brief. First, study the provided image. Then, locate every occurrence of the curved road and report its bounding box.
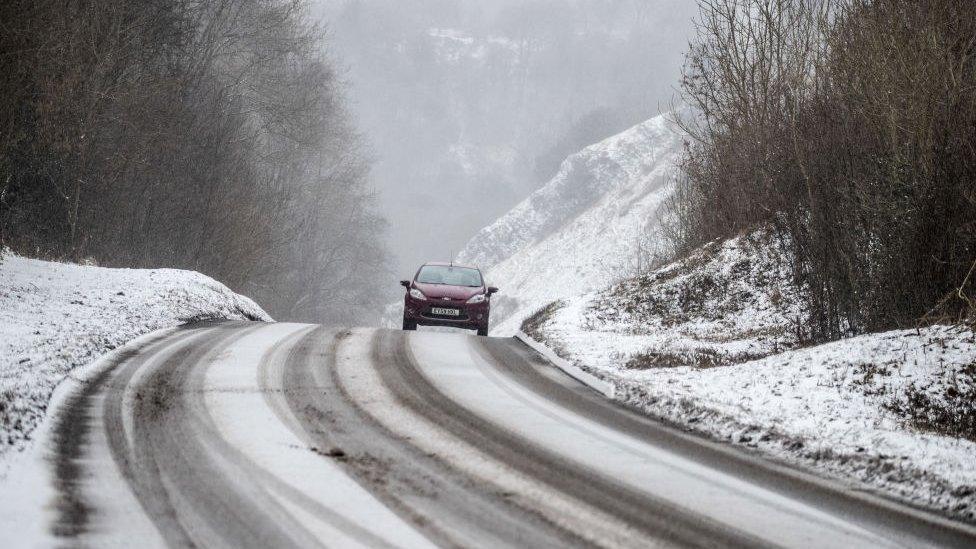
[32,322,976,547]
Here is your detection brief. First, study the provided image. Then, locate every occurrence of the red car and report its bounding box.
[401,263,498,336]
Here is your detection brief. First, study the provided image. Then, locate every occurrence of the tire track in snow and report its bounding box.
[365,328,766,548]
[44,322,976,548]
[272,326,586,548]
[52,322,432,548]
[100,322,312,547]
[49,327,192,539]
[474,336,976,549]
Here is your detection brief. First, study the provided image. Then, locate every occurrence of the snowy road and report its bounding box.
[12,321,976,547]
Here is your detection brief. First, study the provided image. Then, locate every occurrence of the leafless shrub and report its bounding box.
[672,0,976,340]
[624,348,758,370]
[887,362,976,443]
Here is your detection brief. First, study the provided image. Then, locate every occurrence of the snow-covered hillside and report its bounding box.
[523,231,976,522]
[0,251,270,461]
[524,229,805,368]
[457,112,683,334]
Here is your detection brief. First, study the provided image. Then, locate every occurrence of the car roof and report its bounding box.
[422,261,480,271]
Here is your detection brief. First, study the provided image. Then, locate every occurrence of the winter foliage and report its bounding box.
[0,0,387,325]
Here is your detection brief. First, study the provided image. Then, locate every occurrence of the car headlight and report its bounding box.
[467,293,486,304]
[409,288,427,301]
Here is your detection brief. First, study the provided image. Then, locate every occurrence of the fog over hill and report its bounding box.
[313,0,698,275]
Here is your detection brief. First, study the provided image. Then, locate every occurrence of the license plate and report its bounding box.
[431,307,460,316]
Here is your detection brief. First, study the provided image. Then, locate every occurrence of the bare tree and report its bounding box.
[671,0,976,339]
[0,0,389,325]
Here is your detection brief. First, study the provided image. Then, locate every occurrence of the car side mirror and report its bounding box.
[487,286,499,295]
[400,280,411,288]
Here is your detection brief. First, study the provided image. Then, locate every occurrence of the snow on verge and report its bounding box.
[526,229,805,372]
[0,250,271,461]
[528,232,976,522]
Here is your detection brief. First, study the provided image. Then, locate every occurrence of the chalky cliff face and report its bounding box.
[457,113,683,334]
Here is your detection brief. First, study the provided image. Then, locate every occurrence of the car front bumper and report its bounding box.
[404,295,489,329]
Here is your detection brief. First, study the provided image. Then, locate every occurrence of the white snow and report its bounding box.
[514,330,613,397]
[535,229,805,372]
[0,250,271,463]
[0,328,178,547]
[528,231,976,521]
[456,112,683,335]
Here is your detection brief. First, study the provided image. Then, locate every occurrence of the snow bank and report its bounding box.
[613,326,976,521]
[528,232,976,521]
[532,229,805,370]
[456,112,683,335]
[0,251,271,459]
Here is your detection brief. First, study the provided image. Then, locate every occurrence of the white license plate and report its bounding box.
[431,307,460,316]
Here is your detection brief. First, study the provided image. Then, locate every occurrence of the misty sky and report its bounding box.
[312,0,700,278]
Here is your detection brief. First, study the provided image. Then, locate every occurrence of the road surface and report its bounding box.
[18,322,976,547]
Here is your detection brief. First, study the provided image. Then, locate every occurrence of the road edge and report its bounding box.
[0,326,182,476]
[0,325,187,546]
[508,332,976,543]
[514,331,614,398]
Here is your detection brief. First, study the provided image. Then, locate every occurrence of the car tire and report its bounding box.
[402,317,417,331]
[477,327,488,337]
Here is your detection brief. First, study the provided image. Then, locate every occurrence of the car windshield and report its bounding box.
[416,265,483,287]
